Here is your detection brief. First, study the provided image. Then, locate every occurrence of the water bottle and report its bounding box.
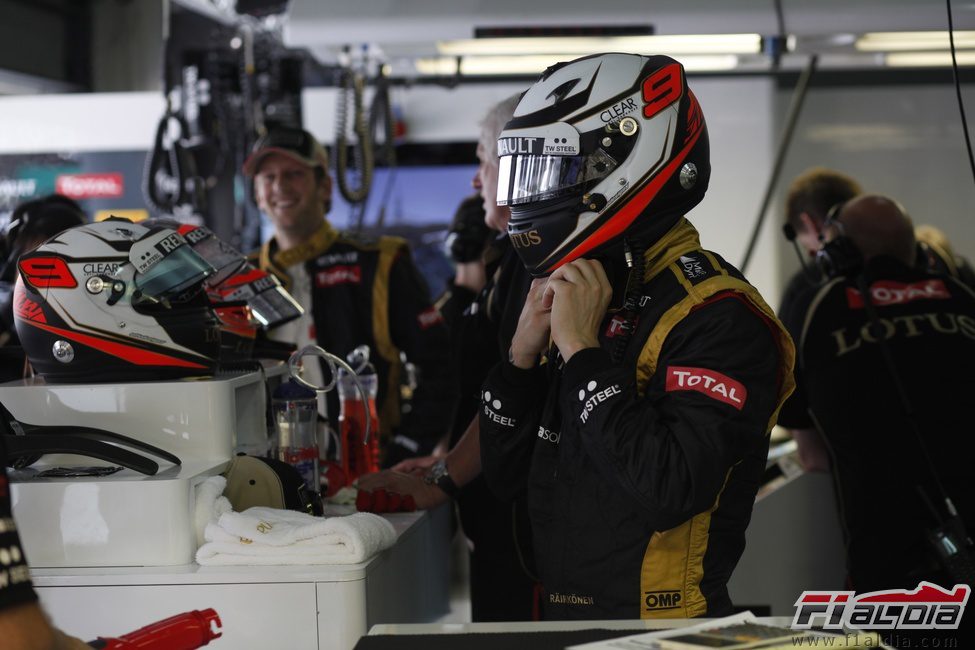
[337,347,380,486]
[271,379,320,493]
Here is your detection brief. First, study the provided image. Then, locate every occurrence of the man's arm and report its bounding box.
[385,248,457,457]
[0,602,88,650]
[357,415,486,509]
[789,428,831,472]
[0,448,87,649]
[560,297,787,529]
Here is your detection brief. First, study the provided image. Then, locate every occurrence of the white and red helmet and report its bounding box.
[497,53,710,276]
[14,219,221,382]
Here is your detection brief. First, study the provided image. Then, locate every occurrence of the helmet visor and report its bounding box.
[496,150,617,207]
[248,286,304,328]
[136,245,214,299]
[191,231,248,287]
[208,266,304,328]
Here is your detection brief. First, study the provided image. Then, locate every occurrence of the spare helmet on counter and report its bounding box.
[14,219,222,382]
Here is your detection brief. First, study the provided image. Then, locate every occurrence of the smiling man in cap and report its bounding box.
[244,126,454,468]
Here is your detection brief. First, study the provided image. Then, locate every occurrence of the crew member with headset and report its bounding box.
[779,195,975,607]
[779,168,975,340]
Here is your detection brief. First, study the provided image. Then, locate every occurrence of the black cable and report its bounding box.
[373,165,398,229]
[772,0,786,40]
[767,0,788,68]
[853,272,959,524]
[947,0,975,187]
[740,55,818,273]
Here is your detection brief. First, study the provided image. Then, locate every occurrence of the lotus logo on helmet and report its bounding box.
[510,230,542,249]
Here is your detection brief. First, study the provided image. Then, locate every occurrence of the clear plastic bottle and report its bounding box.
[271,379,320,493]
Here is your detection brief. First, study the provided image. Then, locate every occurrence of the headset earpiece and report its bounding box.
[816,235,863,279]
[782,223,797,242]
[814,201,863,278]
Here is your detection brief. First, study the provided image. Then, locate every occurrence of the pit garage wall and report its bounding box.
[4,73,975,610]
[0,76,782,303]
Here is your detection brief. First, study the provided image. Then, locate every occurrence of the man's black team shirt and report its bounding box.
[777,256,975,591]
[438,236,537,622]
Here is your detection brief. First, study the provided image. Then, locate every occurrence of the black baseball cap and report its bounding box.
[242,126,330,177]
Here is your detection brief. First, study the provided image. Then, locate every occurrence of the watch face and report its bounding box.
[425,459,447,484]
[431,459,447,480]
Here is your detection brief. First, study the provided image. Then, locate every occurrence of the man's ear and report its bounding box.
[798,211,822,239]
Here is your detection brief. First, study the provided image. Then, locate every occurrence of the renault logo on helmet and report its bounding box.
[498,137,543,157]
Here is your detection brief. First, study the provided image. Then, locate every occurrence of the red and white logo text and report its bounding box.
[55,173,124,199]
[417,307,443,330]
[665,366,747,411]
[315,265,361,288]
[793,582,969,631]
[14,292,46,324]
[846,279,950,309]
[604,315,633,338]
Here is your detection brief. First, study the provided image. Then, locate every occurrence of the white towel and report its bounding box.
[195,507,396,566]
[193,475,232,547]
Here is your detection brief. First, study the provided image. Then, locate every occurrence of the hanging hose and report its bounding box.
[369,67,396,168]
[739,54,818,273]
[142,111,205,216]
[334,66,374,207]
[287,344,373,446]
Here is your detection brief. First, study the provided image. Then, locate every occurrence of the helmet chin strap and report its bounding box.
[603,236,646,364]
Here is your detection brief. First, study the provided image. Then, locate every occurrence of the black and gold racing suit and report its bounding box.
[480,219,795,620]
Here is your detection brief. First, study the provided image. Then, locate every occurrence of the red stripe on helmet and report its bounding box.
[543,123,704,274]
[23,321,207,369]
[220,268,268,288]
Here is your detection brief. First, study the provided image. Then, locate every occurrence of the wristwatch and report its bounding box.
[424,459,460,498]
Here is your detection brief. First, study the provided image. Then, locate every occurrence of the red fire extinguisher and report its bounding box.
[87,608,222,648]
